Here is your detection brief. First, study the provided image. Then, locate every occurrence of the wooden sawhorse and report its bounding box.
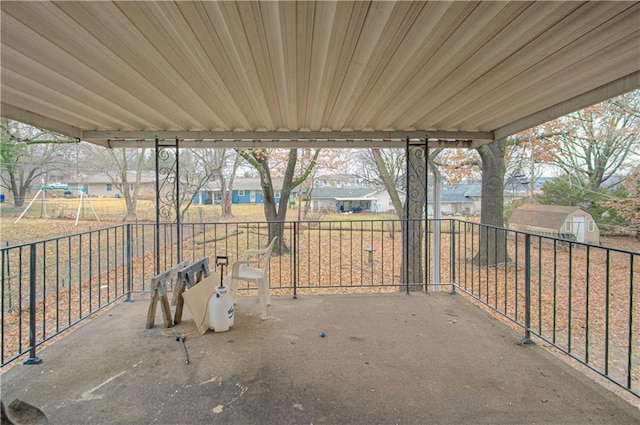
[145,259,191,329]
[172,257,211,325]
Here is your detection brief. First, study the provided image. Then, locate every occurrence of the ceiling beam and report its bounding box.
[494,71,640,140]
[83,129,494,149]
[1,103,84,140]
[98,137,489,150]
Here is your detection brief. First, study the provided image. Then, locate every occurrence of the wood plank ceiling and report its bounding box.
[1,1,639,148]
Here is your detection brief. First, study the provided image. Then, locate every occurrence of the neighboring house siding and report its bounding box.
[196,178,282,205]
[311,198,338,212]
[232,190,249,204]
[310,187,403,214]
[369,190,392,213]
[64,171,156,198]
[232,189,274,204]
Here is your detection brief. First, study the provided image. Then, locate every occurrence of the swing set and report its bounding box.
[14,185,100,226]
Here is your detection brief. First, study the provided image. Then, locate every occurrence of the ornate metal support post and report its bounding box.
[404,138,427,294]
[155,137,182,275]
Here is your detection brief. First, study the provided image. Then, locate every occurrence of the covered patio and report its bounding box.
[2,1,640,422]
[2,293,639,424]
[2,1,638,147]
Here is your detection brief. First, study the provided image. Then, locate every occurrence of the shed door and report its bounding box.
[572,216,586,243]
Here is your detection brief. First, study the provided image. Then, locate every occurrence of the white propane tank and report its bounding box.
[208,285,234,332]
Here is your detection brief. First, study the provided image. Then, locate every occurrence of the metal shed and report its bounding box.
[508,203,600,244]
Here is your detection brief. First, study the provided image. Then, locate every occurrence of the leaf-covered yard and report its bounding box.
[1,213,638,398]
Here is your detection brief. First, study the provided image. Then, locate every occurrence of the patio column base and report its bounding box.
[23,357,42,365]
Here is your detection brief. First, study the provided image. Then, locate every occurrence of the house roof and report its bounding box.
[508,203,588,229]
[70,171,157,184]
[202,178,284,191]
[439,183,482,203]
[2,1,638,149]
[312,187,377,200]
[314,174,373,187]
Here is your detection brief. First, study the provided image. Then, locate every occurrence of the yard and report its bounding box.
[0,199,400,245]
[0,198,635,251]
[1,201,638,401]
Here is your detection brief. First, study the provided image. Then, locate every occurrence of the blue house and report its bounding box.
[194,178,284,205]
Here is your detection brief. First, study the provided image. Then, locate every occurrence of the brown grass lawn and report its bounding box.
[0,198,635,252]
[0,198,403,246]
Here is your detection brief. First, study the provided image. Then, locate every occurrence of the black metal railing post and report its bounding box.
[293,221,298,299]
[627,255,634,391]
[125,224,133,302]
[449,219,457,295]
[175,137,182,264]
[404,218,409,294]
[24,243,42,365]
[521,233,534,345]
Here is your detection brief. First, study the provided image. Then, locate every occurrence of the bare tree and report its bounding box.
[89,145,146,221]
[175,149,217,220]
[0,118,75,206]
[356,149,406,216]
[542,91,640,193]
[238,148,321,254]
[212,149,242,218]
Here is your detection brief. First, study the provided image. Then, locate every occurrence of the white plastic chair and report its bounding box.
[225,237,277,320]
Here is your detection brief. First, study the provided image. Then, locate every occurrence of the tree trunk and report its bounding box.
[214,170,233,218]
[220,152,243,219]
[221,190,233,218]
[239,148,320,256]
[372,149,405,215]
[473,140,509,266]
[124,204,137,222]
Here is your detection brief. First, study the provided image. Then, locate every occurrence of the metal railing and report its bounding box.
[447,220,639,398]
[1,225,133,366]
[1,219,637,398]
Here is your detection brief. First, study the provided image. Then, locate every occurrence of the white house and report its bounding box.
[310,186,404,214]
[65,171,156,198]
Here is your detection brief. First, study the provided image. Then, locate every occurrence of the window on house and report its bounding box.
[565,220,572,232]
[588,220,595,232]
[238,190,245,197]
[106,184,112,191]
[274,190,281,198]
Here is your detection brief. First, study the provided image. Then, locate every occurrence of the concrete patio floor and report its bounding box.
[1,292,639,424]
